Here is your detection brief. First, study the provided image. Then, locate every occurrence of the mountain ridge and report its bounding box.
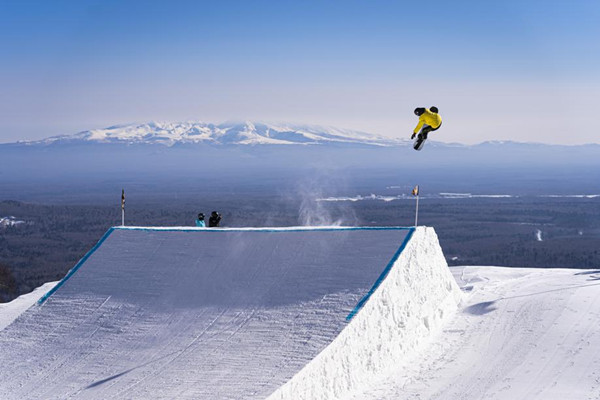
[18,121,406,147]
[9,121,599,149]
[5,121,600,151]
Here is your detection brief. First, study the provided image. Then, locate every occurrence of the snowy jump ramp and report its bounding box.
[0,226,461,400]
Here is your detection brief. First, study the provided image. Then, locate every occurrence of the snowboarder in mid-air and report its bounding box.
[412,107,442,150]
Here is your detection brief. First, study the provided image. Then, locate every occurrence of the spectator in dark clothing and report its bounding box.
[208,211,222,227]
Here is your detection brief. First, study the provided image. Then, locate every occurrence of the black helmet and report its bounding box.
[414,107,425,116]
[198,213,204,219]
[211,211,219,216]
[430,106,439,113]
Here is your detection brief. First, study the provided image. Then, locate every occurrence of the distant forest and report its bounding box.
[1,196,599,302]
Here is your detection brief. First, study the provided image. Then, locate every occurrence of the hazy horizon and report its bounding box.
[3,118,600,146]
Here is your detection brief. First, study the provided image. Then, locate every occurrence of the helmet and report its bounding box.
[414,107,425,116]
[430,106,439,113]
[198,213,204,219]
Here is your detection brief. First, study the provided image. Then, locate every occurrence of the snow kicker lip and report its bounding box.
[37,227,117,305]
[20,226,415,399]
[346,227,415,321]
[37,226,415,306]
[9,225,460,400]
[114,225,413,232]
[267,227,463,400]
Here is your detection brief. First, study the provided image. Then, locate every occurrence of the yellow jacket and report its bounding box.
[413,109,442,134]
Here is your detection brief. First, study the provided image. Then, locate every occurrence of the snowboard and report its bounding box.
[413,134,426,151]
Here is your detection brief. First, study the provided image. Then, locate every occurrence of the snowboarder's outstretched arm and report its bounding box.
[413,120,425,136]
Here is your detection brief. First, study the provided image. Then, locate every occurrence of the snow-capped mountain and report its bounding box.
[4,121,598,196]
[28,121,404,147]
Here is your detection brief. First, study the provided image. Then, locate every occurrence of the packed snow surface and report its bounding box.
[0,226,412,399]
[352,266,600,400]
[1,226,598,400]
[0,281,57,330]
[268,226,462,400]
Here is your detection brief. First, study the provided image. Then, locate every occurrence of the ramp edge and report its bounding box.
[37,227,116,305]
[346,227,416,321]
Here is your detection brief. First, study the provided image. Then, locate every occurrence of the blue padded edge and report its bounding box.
[346,227,416,321]
[114,226,413,233]
[37,227,116,305]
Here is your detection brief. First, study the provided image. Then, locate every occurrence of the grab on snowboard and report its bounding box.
[413,133,427,151]
[411,107,442,151]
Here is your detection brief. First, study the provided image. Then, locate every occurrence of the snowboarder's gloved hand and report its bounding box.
[411,133,416,140]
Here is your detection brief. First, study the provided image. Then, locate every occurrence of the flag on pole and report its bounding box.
[412,185,419,196]
[412,185,420,227]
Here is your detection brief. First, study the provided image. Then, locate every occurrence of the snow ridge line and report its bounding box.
[346,227,416,321]
[37,227,116,305]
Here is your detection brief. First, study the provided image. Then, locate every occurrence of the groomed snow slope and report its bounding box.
[2,230,598,400]
[354,266,600,400]
[0,281,58,331]
[268,226,462,400]
[0,226,451,400]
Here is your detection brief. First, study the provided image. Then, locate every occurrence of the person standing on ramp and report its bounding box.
[411,107,442,150]
[208,211,222,227]
[195,213,206,227]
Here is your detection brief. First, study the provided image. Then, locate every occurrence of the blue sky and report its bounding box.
[1,0,599,144]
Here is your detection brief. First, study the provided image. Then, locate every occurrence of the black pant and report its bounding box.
[418,122,441,140]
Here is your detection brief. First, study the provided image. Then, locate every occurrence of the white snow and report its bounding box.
[316,193,520,202]
[317,194,407,202]
[0,216,25,227]
[535,229,543,241]
[0,226,412,399]
[267,227,462,400]
[439,193,515,198]
[31,121,402,147]
[352,266,600,399]
[541,194,600,198]
[2,225,600,400]
[0,281,58,331]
